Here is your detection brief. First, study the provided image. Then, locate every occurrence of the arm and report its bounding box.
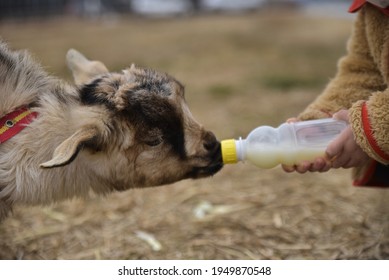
[283,7,389,174]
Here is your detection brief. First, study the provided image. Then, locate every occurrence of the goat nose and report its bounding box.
[203,131,218,151]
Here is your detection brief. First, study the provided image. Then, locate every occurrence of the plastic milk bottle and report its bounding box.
[221,118,347,169]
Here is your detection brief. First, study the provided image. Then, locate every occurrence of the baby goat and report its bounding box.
[0,41,223,221]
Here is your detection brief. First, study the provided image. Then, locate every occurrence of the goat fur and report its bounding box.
[0,41,222,221]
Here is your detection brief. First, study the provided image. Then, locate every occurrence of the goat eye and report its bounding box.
[144,138,163,147]
[143,128,163,147]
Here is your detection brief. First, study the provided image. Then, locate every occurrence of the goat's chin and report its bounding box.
[187,155,224,179]
[188,162,224,179]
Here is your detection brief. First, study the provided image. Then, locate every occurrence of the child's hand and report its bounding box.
[326,110,369,169]
[282,110,370,173]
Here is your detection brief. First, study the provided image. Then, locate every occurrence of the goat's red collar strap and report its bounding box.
[349,0,389,15]
[0,107,38,144]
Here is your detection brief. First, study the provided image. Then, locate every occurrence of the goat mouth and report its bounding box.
[205,161,224,175]
[188,147,224,178]
[188,162,223,179]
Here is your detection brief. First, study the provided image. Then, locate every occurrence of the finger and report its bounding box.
[282,164,296,173]
[311,157,328,172]
[286,117,299,123]
[318,162,332,172]
[332,109,349,122]
[295,161,311,174]
[326,139,344,160]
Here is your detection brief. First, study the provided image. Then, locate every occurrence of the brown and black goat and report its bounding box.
[0,41,223,221]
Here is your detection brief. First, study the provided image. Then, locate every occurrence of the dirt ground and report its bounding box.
[0,10,388,260]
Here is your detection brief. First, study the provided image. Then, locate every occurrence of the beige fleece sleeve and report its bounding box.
[349,91,389,165]
[298,8,386,121]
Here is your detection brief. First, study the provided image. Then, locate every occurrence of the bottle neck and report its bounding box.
[235,137,246,162]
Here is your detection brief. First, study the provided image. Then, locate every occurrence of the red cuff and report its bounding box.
[361,102,389,162]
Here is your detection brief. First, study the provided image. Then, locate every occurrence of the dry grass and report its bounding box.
[0,10,388,260]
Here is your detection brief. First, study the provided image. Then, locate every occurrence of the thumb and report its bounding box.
[325,126,351,159]
[326,140,342,160]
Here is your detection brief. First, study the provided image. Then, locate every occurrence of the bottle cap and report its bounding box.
[221,139,238,164]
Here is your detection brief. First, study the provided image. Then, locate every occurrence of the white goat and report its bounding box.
[0,41,222,221]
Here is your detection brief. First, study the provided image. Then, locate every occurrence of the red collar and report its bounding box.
[349,0,389,16]
[0,107,38,144]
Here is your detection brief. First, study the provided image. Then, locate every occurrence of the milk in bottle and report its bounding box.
[221,118,347,169]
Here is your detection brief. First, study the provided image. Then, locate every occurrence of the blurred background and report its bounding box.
[0,0,388,260]
[0,0,351,19]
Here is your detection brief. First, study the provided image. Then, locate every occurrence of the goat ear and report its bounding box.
[66,49,109,86]
[122,64,137,82]
[40,126,99,168]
